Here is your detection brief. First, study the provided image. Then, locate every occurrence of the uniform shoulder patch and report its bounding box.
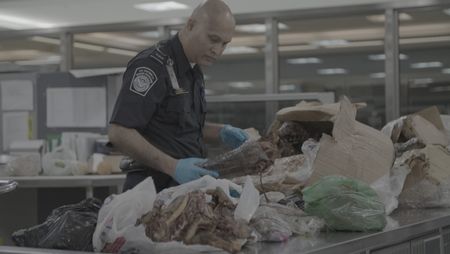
[129,67,158,96]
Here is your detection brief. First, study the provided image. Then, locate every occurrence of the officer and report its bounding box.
[108,0,249,192]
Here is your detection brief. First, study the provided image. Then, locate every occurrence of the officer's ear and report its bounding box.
[186,18,196,31]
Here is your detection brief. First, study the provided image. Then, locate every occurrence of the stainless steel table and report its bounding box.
[0,175,126,198]
[1,208,449,253]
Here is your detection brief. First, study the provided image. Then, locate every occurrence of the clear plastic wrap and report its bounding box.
[42,146,80,176]
[250,205,292,242]
[9,154,41,176]
[303,175,386,231]
[371,161,410,215]
[12,198,102,251]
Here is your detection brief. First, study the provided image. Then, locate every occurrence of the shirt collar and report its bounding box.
[168,34,192,75]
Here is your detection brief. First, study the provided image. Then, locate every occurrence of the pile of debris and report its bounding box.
[382,106,450,208]
[138,187,251,253]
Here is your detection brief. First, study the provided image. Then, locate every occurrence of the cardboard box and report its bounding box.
[402,107,449,147]
[402,145,450,190]
[277,97,394,185]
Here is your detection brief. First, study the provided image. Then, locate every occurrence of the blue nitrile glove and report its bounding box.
[174,158,219,184]
[219,124,249,149]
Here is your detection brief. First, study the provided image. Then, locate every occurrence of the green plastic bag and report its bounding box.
[303,175,386,231]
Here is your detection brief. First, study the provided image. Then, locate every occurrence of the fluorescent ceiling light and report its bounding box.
[369,72,385,79]
[74,42,105,52]
[368,53,408,61]
[430,86,450,93]
[0,49,44,61]
[442,68,450,74]
[287,57,321,64]
[317,68,348,75]
[0,14,55,29]
[141,31,161,38]
[70,67,126,78]
[15,55,61,66]
[279,84,296,91]
[235,23,288,33]
[410,61,443,69]
[313,39,348,47]
[32,36,106,52]
[366,13,412,23]
[134,1,188,12]
[106,48,138,57]
[228,81,254,89]
[85,33,150,46]
[31,36,60,45]
[409,78,433,88]
[279,45,318,52]
[223,46,258,55]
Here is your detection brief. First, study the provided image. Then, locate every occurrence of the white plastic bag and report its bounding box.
[234,176,260,222]
[157,175,243,205]
[92,177,157,253]
[371,162,410,215]
[42,146,78,176]
[285,139,320,184]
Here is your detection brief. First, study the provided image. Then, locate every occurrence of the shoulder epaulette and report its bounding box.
[150,43,169,65]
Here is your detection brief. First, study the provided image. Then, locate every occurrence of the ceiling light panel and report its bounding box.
[410,61,443,69]
[317,68,348,75]
[369,72,386,79]
[236,23,288,33]
[366,13,412,23]
[223,46,258,55]
[287,57,322,64]
[0,13,55,29]
[368,53,408,61]
[228,81,254,89]
[134,1,189,12]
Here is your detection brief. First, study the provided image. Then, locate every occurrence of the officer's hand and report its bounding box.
[219,125,249,149]
[174,158,219,184]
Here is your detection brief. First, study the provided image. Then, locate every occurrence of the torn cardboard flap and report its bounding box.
[381,106,449,146]
[276,100,366,122]
[306,96,395,185]
[403,115,449,147]
[399,145,450,190]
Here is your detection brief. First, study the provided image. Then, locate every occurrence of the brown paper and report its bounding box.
[306,97,394,185]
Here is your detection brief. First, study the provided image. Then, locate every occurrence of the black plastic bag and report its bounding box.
[12,198,102,251]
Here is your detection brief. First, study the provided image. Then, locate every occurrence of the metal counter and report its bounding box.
[1,208,449,254]
[1,175,126,198]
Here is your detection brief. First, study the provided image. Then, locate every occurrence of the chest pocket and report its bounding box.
[162,94,192,131]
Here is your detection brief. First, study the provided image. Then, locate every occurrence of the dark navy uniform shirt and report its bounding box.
[110,34,207,190]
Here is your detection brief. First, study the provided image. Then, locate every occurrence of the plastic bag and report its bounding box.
[42,146,79,176]
[250,205,292,242]
[234,176,260,222]
[12,198,102,251]
[371,157,411,215]
[92,177,157,253]
[285,139,319,184]
[303,175,386,231]
[9,154,41,176]
[93,176,257,253]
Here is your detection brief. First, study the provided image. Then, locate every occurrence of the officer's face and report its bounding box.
[187,15,234,66]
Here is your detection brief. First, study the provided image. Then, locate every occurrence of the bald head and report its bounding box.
[191,0,235,27]
[179,0,235,66]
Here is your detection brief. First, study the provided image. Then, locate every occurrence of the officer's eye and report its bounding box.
[208,35,221,43]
